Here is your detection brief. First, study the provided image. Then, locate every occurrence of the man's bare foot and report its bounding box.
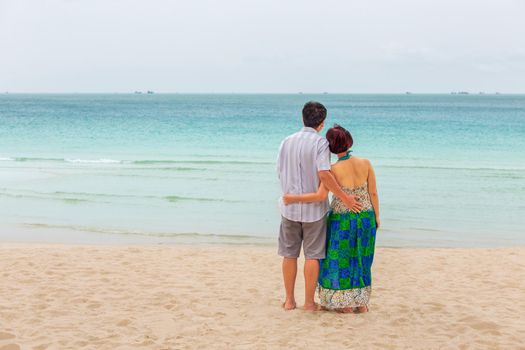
[303,302,322,311]
[354,306,369,313]
[282,300,296,311]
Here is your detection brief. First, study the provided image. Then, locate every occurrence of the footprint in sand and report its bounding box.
[0,344,20,350]
[459,316,502,335]
[423,301,445,312]
[0,332,15,341]
[35,303,48,310]
[117,319,132,327]
[164,303,176,310]
[87,302,102,309]
[391,316,409,326]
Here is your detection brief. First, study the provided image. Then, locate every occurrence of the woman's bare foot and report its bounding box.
[354,306,369,313]
[282,300,296,311]
[335,307,354,313]
[303,302,322,311]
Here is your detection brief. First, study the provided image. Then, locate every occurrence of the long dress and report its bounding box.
[318,182,377,309]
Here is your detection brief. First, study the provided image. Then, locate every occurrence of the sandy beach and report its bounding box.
[0,244,524,349]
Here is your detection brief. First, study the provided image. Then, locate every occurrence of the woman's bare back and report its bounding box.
[331,156,370,188]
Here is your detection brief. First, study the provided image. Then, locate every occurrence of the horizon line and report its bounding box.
[1,91,522,95]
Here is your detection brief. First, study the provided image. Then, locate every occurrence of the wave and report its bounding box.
[379,164,525,172]
[164,195,239,203]
[0,188,242,204]
[1,157,116,164]
[8,156,523,172]
[0,156,272,166]
[52,190,151,199]
[24,223,273,243]
[127,166,205,172]
[65,158,121,164]
[13,157,65,162]
[132,159,272,165]
[109,173,220,180]
[0,191,92,204]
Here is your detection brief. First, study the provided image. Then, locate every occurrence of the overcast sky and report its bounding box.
[1,0,524,93]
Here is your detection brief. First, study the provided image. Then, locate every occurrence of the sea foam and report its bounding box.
[65,158,121,164]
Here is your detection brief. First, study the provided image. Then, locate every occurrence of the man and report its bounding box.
[277,101,362,311]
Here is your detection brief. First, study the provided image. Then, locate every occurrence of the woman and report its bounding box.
[284,125,380,313]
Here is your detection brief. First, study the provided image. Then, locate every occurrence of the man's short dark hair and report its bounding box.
[302,101,327,129]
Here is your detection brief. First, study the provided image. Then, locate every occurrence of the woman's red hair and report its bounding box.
[326,124,353,154]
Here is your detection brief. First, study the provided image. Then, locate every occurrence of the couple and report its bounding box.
[277,101,380,313]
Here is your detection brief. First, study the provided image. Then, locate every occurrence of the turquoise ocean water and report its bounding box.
[0,94,524,247]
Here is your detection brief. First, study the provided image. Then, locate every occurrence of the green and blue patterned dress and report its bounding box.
[318,182,377,309]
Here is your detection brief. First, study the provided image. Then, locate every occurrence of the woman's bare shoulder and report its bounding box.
[353,157,374,172]
[330,163,342,175]
[351,156,371,164]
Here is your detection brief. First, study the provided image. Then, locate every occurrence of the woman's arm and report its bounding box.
[283,184,329,205]
[367,160,380,228]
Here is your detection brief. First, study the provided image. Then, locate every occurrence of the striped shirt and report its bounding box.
[277,127,331,222]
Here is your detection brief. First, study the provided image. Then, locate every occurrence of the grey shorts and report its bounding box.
[278,215,327,260]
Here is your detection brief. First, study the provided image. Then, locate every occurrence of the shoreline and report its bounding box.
[1,243,524,349]
[1,239,523,249]
[1,224,520,248]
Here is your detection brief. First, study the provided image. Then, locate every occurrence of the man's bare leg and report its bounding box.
[303,258,321,311]
[282,257,297,310]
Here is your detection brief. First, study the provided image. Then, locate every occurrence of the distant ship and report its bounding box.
[134,90,154,94]
[405,92,412,95]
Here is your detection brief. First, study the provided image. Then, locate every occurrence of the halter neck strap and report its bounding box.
[337,150,352,161]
